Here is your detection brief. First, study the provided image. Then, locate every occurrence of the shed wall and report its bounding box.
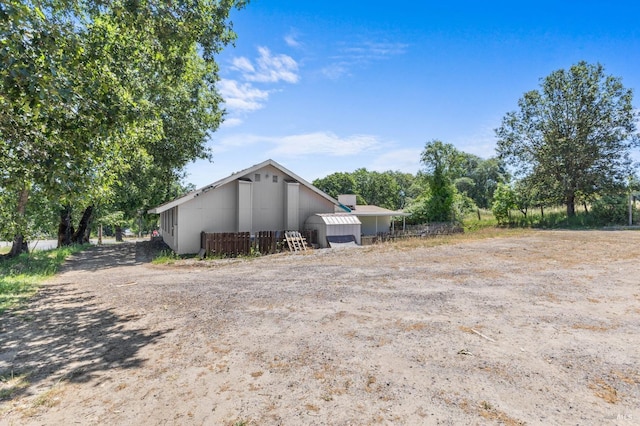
[359,216,392,235]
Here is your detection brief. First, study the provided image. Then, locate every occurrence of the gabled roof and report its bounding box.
[147,159,340,214]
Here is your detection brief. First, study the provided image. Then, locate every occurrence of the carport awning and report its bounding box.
[338,205,410,217]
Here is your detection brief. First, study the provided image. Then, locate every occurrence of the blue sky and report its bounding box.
[185,1,640,188]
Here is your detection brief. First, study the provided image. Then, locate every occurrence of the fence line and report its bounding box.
[201,231,282,257]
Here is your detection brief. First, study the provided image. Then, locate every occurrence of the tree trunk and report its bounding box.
[8,234,29,258]
[540,206,544,218]
[72,205,93,244]
[583,202,588,214]
[115,225,123,242]
[8,187,30,257]
[58,205,74,247]
[566,193,576,217]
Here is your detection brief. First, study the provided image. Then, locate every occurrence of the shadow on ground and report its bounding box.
[56,238,170,273]
[0,241,172,405]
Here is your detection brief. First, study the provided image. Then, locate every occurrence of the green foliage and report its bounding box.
[151,249,182,265]
[313,169,415,210]
[491,183,516,225]
[312,173,356,199]
[496,61,639,217]
[457,155,508,208]
[0,245,86,313]
[416,140,464,222]
[462,209,498,232]
[590,194,633,225]
[0,0,247,254]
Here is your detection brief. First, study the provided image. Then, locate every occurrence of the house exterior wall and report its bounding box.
[297,186,335,228]
[237,180,253,232]
[163,163,337,254]
[244,164,285,231]
[160,206,179,252]
[175,182,238,254]
[284,182,300,230]
[358,216,392,235]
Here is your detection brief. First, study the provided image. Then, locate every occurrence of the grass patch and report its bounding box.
[151,249,184,265]
[0,245,86,314]
[0,372,30,400]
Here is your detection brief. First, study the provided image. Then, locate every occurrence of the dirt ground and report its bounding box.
[1,230,639,425]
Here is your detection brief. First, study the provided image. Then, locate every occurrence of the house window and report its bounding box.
[254,173,261,182]
[272,175,278,183]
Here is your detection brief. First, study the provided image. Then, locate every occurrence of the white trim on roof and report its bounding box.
[148,159,340,214]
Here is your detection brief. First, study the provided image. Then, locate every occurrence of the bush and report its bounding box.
[590,194,633,225]
[491,183,515,225]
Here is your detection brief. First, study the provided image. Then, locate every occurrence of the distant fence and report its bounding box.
[200,230,318,257]
[361,222,463,245]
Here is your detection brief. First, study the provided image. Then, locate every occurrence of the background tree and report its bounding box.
[312,172,357,200]
[417,140,465,222]
[313,169,414,210]
[491,183,516,225]
[496,61,638,217]
[456,155,508,209]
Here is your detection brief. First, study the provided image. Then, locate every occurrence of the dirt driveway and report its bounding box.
[1,230,639,425]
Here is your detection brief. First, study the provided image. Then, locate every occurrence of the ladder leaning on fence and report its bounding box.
[284,231,308,252]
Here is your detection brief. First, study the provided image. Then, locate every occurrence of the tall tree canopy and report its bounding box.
[0,0,246,255]
[496,61,638,217]
[417,140,465,222]
[313,169,414,210]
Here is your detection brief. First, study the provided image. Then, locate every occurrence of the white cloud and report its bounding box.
[339,41,409,61]
[217,79,269,112]
[324,39,408,79]
[369,149,423,174]
[452,124,499,159]
[269,132,381,157]
[321,63,349,80]
[284,34,301,48]
[232,47,300,84]
[231,56,255,74]
[220,117,243,128]
[214,131,382,158]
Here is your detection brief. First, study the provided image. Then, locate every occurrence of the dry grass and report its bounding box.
[589,379,620,404]
[477,400,527,425]
[572,322,619,332]
[377,227,534,252]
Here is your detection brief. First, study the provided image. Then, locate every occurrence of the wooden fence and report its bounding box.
[200,231,282,257]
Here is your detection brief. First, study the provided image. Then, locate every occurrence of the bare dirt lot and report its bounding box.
[1,230,639,425]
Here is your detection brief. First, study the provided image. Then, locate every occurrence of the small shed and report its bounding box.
[305,214,362,248]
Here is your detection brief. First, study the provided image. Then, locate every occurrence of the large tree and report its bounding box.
[496,61,638,217]
[418,140,465,222]
[0,0,246,255]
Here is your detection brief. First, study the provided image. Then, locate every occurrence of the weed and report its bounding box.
[0,372,30,400]
[151,249,182,264]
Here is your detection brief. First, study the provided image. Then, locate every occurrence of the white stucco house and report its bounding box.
[148,159,410,254]
[147,159,345,254]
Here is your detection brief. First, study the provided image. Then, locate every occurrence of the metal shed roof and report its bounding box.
[308,214,362,225]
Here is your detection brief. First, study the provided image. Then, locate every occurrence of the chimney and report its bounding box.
[338,194,357,209]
